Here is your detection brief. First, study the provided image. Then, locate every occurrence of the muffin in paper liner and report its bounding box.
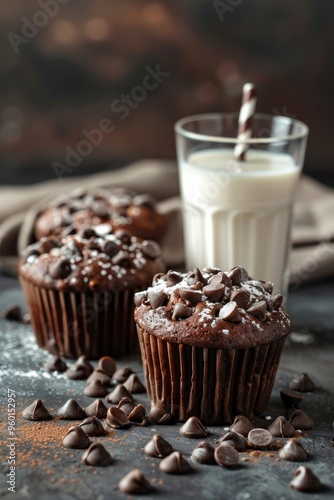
[19,228,165,359]
[20,278,139,359]
[134,266,291,425]
[137,326,285,424]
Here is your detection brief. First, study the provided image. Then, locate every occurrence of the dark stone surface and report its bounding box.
[0,277,334,499]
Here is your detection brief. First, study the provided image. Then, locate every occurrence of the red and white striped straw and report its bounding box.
[234,83,257,161]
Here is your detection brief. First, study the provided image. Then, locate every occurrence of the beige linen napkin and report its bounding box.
[0,159,333,285]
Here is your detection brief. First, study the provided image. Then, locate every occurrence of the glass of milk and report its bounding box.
[175,113,309,295]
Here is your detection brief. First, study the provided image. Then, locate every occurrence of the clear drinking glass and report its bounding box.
[175,113,309,295]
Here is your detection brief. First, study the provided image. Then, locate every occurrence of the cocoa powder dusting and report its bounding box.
[16,419,73,469]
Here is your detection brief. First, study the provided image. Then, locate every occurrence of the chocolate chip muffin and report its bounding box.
[134,266,291,425]
[33,187,166,243]
[19,226,165,359]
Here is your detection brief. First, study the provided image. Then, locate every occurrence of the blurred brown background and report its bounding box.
[0,0,333,185]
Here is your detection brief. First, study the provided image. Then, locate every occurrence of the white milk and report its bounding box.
[179,149,301,294]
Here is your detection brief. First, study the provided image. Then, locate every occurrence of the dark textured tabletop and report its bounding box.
[0,274,334,500]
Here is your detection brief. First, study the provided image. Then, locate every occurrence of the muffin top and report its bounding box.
[19,227,165,293]
[134,267,291,350]
[34,187,167,242]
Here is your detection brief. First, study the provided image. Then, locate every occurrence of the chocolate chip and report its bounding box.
[66,356,93,380]
[178,288,202,306]
[39,238,60,254]
[91,202,109,218]
[191,441,215,464]
[179,416,208,438]
[115,229,132,244]
[230,289,249,308]
[220,431,247,452]
[78,416,105,437]
[49,259,72,279]
[187,268,207,286]
[140,240,161,259]
[214,444,239,468]
[248,428,273,449]
[152,273,167,285]
[259,280,273,294]
[279,439,309,462]
[268,416,295,437]
[148,290,168,309]
[289,373,316,392]
[172,303,192,321]
[219,301,240,321]
[84,399,108,419]
[203,267,220,274]
[58,399,85,420]
[134,291,148,307]
[74,355,94,373]
[87,237,101,250]
[86,369,111,386]
[208,272,232,287]
[149,402,173,424]
[229,415,254,436]
[112,251,131,267]
[106,407,129,429]
[118,469,152,495]
[193,281,204,290]
[159,451,192,474]
[144,434,174,458]
[117,397,137,416]
[44,356,67,373]
[37,238,61,253]
[166,270,183,287]
[247,300,267,321]
[62,426,91,449]
[22,246,41,261]
[128,404,148,426]
[105,384,134,404]
[78,226,96,239]
[1,304,23,322]
[22,400,51,421]
[113,367,134,384]
[289,466,322,492]
[280,388,304,408]
[82,443,113,466]
[272,294,283,310]
[288,409,314,430]
[102,240,119,258]
[203,283,225,302]
[133,194,156,207]
[83,380,108,398]
[227,267,243,285]
[123,374,146,394]
[97,356,116,377]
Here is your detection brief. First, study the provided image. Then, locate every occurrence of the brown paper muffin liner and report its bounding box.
[137,326,285,425]
[20,276,139,359]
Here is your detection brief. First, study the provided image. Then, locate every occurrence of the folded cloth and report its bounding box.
[0,159,333,286]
